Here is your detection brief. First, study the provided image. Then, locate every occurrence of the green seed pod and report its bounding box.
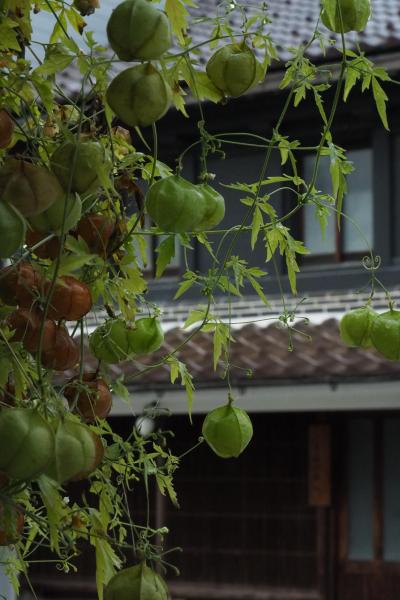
[50,140,110,195]
[44,418,103,484]
[146,175,207,233]
[339,306,377,348]
[29,193,82,234]
[321,0,371,33]
[105,562,169,600]
[107,0,172,61]
[106,64,172,128]
[0,409,54,480]
[0,203,26,258]
[194,184,225,231]
[0,159,63,217]
[89,318,133,363]
[127,317,164,355]
[370,310,400,361]
[202,404,253,459]
[206,42,263,97]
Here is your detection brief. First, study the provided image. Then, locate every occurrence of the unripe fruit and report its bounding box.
[0,159,63,217]
[45,275,92,321]
[50,140,110,195]
[0,262,43,307]
[40,327,79,371]
[65,373,112,422]
[0,110,14,149]
[75,213,115,256]
[321,0,371,33]
[128,317,164,355]
[370,309,400,361]
[206,42,263,97]
[0,504,24,546]
[29,193,82,234]
[0,409,54,480]
[104,562,169,600]
[339,306,377,348]
[106,64,172,128]
[0,202,26,258]
[107,0,172,61]
[146,175,207,233]
[89,318,133,363]
[195,184,225,231]
[202,403,253,458]
[44,417,104,483]
[7,308,57,353]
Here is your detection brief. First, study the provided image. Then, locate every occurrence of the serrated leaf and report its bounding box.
[165,0,190,44]
[372,77,389,131]
[37,475,66,554]
[213,322,230,371]
[156,235,176,278]
[52,252,98,276]
[174,278,195,299]
[247,275,269,305]
[251,207,263,250]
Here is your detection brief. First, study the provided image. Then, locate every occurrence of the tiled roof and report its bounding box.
[49,0,400,95]
[187,0,400,61]
[68,318,400,390]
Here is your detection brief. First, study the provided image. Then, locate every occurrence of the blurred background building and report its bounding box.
[14,1,400,599]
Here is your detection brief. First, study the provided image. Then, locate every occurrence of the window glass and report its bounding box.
[303,149,373,256]
[383,418,400,561]
[342,149,373,253]
[347,418,374,561]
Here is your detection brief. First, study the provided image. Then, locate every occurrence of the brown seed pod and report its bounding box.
[65,373,112,422]
[0,504,24,546]
[0,110,14,149]
[0,262,43,307]
[45,276,92,321]
[26,230,61,260]
[75,213,115,257]
[40,326,79,371]
[7,308,57,353]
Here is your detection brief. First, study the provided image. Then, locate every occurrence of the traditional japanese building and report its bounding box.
[19,1,400,599]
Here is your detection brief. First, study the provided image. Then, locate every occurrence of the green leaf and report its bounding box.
[174,274,196,299]
[165,0,195,44]
[251,207,263,250]
[168,357,195,419]
[35,46,74,76]
[213,322,230,371]
[247,275,269,305]
[0,19,20,51]
[51,252,99,277]
[89,510,121,600]
[156,235,176,278]
[37,475,67,554]
[313,88,328,125]
[344,63,361,101]
[372,77,389,131]
[183,309,207,329]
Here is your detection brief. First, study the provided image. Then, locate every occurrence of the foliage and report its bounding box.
[0,0,394,596]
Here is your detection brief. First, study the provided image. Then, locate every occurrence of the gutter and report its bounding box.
[111,379,400,416]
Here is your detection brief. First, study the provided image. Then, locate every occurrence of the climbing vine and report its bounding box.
[0,0,395,597]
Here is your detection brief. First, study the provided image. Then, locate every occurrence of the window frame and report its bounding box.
[297,143,374,267]
[337,413,400,574]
